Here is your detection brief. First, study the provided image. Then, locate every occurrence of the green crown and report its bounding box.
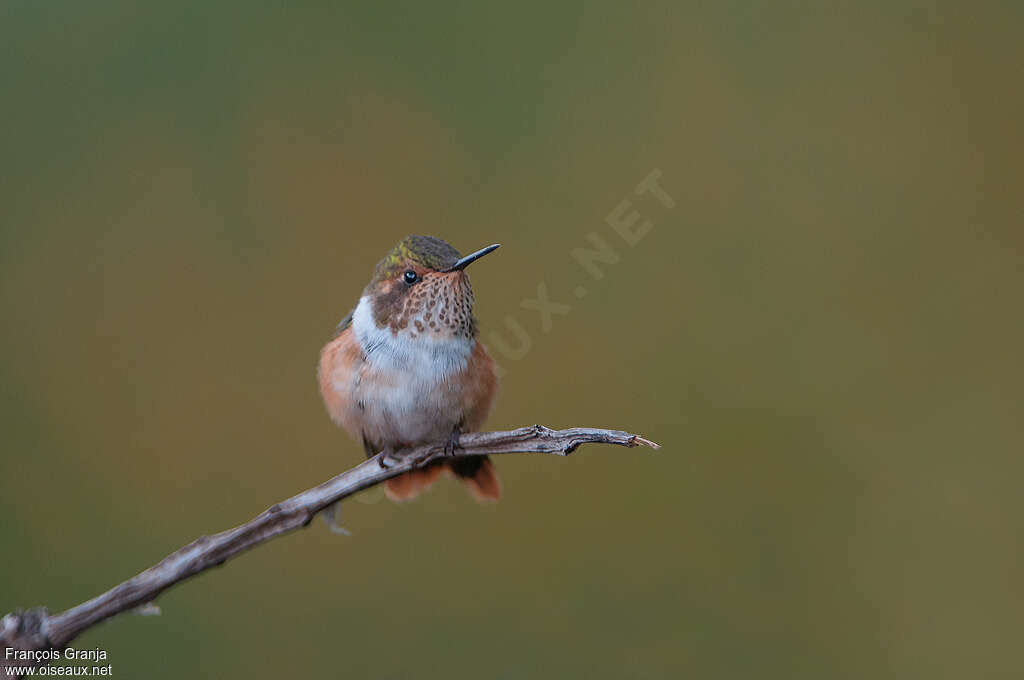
[373,235,462,279]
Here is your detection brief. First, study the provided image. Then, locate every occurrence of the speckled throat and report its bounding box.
[370,270,477,340]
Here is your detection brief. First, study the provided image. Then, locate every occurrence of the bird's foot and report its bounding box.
[443,429,463,457]
[378,446,400,469]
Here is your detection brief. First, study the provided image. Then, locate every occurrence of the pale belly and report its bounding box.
[344,362,465,448]
[323,295,478,449]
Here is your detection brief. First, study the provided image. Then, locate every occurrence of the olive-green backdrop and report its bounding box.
[2,2,1022,678]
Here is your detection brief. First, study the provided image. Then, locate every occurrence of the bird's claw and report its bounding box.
[443,430,462,457]
[378,448,399,469]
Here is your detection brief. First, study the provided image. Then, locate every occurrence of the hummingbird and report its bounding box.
[318,235,502,502]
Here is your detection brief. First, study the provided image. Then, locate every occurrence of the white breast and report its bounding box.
[346,295,474,445]
[351,295,474,382]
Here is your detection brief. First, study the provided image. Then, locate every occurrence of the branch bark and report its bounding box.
[1,425,658,670]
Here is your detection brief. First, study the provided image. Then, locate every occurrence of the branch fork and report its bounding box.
[1,425,658,673]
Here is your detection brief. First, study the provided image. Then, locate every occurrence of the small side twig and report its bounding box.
[0,425,658,671]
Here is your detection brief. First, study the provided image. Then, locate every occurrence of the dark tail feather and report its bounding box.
[448,456,501,502]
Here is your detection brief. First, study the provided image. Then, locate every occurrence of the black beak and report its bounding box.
[445,243,500,272]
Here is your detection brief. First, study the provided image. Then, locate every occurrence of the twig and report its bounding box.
[1,425,658,670]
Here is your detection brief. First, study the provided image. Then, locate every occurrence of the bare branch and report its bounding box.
[1,425,658,670]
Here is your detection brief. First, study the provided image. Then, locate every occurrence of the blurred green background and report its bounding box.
[2,2,1022,678]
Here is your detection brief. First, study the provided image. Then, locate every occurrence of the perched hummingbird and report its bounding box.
[318,236,501,502]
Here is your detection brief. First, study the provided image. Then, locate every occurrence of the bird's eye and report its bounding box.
[403,270,419,285]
